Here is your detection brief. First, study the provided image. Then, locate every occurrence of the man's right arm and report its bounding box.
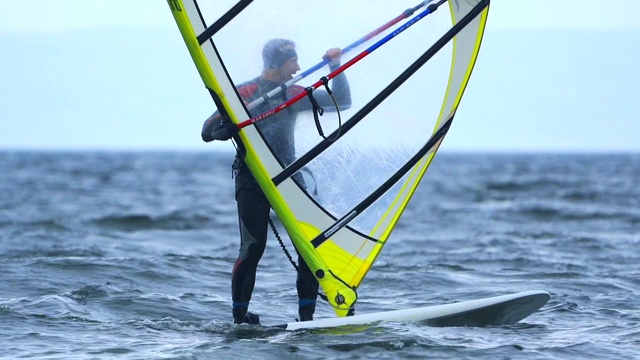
[201,112,238,142]
[201,79,258,142]
[201,113,218,142]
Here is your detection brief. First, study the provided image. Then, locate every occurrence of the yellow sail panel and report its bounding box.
[169,0,490,318]
[440,1,491,121]
[368,153,435,241]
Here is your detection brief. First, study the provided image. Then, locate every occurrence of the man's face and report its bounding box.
[277,56,300,81]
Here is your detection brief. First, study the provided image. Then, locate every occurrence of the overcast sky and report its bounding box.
[2,0,639,32]
[1,0,639,152]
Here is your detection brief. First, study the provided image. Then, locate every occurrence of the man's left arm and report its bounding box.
[314,48,351,111]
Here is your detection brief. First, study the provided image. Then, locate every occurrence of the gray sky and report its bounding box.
[1,0,639,152]
[2,0,639,32]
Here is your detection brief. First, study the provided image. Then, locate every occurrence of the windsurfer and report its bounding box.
[202,39,352,324]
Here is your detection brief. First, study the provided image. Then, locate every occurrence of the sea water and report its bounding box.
[1,151,638,359]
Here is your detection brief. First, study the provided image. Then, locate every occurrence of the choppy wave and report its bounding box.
[1,151,639,359]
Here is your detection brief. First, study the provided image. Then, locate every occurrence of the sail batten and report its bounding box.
[169,0,490,317]
[196,0,253,44]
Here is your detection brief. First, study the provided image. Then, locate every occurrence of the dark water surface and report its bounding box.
[1,151,638,359]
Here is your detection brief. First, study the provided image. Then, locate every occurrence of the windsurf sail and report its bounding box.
[169,0,490,317]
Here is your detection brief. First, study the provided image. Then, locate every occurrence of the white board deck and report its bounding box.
[274,290,550,331]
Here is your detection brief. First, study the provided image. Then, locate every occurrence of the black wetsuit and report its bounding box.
[203,66,351,323]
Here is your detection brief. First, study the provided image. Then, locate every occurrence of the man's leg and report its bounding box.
[231,169,270,324]
[296,254,319,321]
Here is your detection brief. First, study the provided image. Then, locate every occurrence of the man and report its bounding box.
[202,39,351,324]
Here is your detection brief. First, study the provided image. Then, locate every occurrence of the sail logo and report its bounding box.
[324,211,358,239]
[168,0,182,12]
